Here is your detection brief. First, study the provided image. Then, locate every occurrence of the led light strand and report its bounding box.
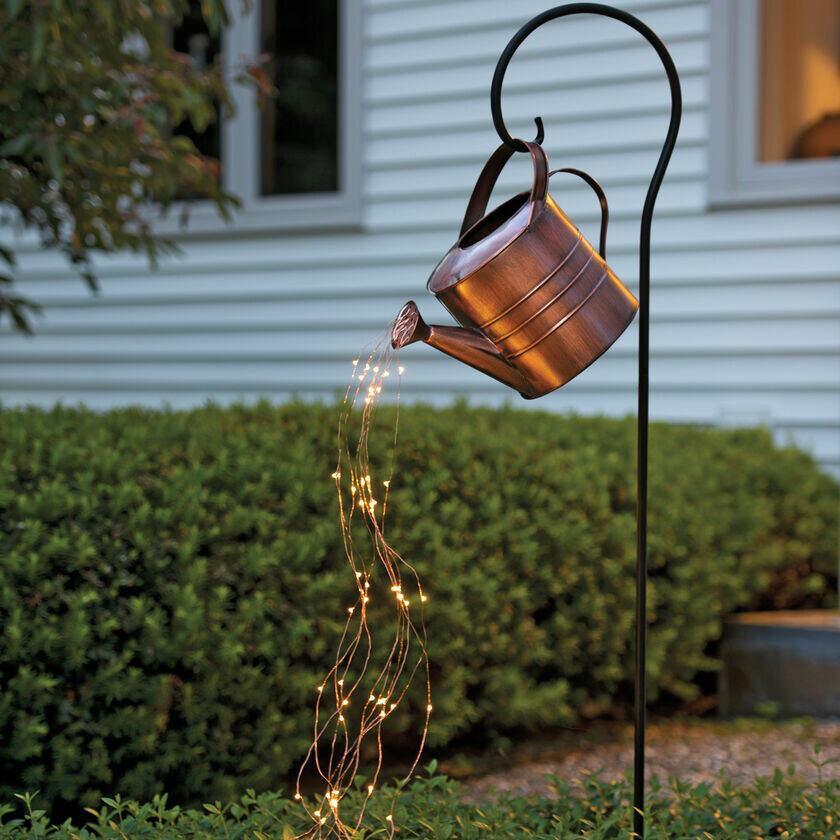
[294,327,431,839]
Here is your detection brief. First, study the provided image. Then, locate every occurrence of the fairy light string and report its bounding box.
[294,328,431,839]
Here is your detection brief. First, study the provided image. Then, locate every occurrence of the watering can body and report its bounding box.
[392,141,638,399]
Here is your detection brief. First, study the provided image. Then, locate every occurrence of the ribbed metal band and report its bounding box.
[477,231,583,330]
[505,270,609,360]
[494,251,595,342]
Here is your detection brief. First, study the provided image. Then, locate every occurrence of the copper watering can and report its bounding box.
[392,140,638,399]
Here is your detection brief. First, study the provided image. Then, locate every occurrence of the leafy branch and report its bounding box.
[0,0,269,332]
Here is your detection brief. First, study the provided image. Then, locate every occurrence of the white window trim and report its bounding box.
[158,0,362,236]
[708,0,840,207]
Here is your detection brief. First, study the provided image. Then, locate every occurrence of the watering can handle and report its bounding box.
[460,140,548,236]
[548,167,609,261]
[460,142,609,261]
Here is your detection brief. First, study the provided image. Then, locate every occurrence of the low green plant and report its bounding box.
[0,402,836,813]
[1,765,838,839]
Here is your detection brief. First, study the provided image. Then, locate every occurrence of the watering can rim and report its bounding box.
[426,191,545,295]
[427,140,551,296]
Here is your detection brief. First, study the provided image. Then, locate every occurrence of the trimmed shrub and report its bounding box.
[0,402,836,812]
[2,767,838,839]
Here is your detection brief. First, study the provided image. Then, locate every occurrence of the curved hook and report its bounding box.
[531,116,546,146]
[491,4,681,150]
[490,3,682,240]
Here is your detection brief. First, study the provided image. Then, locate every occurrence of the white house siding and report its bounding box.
[1,0,839,474]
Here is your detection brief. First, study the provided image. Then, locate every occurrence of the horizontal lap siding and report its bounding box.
[2,0,839,474]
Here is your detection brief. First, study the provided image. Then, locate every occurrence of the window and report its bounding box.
[709,0,840,206]
[759,0,840,163]
[166,1,361,233]
[260,1,339,196]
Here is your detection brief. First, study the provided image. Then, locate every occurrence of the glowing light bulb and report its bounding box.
[342,699,349,707]
[338,714,345,722]
[294,793,302,800]
[386,814,393,822]
[368,695,376,702]
[352,359,359,366]
[362,595,370,604]
[314,810,321,818]
[317,685,324,693]
[337,679,344,686]
[420,594,428,603]
[320,817,327,825]
[348,606,355,614]
[355,571,362,578]
[383,479,390,488]
[373,366,379,373]
[398,366,405,375]
[368,785,374,794]
[427,704,433,712]
[331,470,341,480]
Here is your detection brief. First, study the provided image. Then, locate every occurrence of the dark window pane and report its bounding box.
[260,1,339,195]
[173,0,222,188]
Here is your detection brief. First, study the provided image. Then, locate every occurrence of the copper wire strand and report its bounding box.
[294,326,431,838]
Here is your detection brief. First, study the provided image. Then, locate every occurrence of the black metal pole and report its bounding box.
[489,7,681,836]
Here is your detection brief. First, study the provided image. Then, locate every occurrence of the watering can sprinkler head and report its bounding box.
[391,301,430,349]
[391,140,637,400]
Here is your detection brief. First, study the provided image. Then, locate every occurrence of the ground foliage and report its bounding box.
[0,401,836,812]
[1,762,839,839]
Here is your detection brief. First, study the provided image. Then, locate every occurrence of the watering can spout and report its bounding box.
[391,301,536,398]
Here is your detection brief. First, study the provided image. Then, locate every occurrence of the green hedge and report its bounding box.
[0,402,836,812]
[2,767,838,839]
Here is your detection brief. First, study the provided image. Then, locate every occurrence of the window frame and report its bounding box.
[159,0,362,235]
[708,0,840,207]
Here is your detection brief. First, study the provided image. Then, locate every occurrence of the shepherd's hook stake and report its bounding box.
[489,6,682,836]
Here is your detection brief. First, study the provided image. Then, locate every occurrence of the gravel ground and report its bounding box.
[456,719,840,801]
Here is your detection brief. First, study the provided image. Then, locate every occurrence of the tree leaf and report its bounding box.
[5,0,25,18]
[44,141,63,185]
[0,245,16,267]
[31,20,47,64]
[0,134,32,157]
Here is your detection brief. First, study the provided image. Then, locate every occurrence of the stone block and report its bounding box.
[720,611,840,718]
